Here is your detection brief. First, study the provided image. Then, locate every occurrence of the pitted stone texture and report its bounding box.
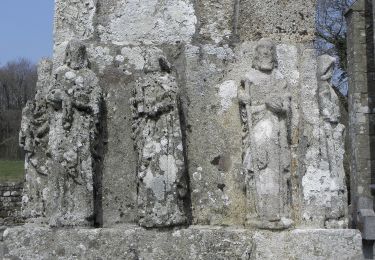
[299,50,348,228]
[238,0,316,42]
[19,59,53,221]
[1,225,362,259]
[53,0,96,68]
[238,39,293,230]
[183,44,247,225]
[97,0,196,44]
[195,0,235,44]
[131,57,189,227]
[253,229,362,259]
[99,67,138,226]
[54,0,96,44]
[46,41,102,227]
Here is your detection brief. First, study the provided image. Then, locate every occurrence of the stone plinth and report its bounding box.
[1,225,362,259]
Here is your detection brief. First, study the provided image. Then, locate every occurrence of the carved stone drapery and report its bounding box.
[238,39,293,229]
[131,57,189,227]
[46,40,102,227]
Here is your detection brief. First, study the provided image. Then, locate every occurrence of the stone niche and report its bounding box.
[1,0,363,259]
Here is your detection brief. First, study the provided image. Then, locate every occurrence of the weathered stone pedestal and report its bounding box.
[1,225,362,259]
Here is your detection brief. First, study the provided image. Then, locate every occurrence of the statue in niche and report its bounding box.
[19,59,52,220]
[317,54,340,124]
[46,39,102,227]
[130,57,189,227]
[317,54,348,228]
[238,38,293,229]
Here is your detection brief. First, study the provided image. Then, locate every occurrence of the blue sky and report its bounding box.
[0,1,54,66]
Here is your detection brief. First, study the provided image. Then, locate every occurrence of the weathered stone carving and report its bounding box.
[19,59,52,220]
[317,55,340,123]
[131,57,189,227]
[3,0,367,258]
[46,39,102,227]
[238,39,293,229]
[316,54,348,228]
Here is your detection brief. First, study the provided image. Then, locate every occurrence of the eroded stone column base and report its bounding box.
[1,225,362,259]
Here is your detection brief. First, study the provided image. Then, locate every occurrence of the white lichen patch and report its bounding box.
[217,80,237,114]
[102,0,197,44]
[87,45,113,73]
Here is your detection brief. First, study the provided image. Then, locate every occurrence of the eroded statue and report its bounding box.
[19,59,52,220]
[238,38,293,229]
[46,39,102,227]
[317,55,340,123]
[130,57,189,227]
[315,54,348,228]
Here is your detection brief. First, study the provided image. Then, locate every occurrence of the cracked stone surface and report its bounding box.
[7,0,364,258]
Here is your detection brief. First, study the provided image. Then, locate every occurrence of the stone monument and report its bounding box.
[46,39,103,227]
[239,39,293,229]
[130,57,189,227]
[0,0,363,259]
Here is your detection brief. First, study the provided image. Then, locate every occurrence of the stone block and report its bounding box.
[238,0,316,42]
[1,225,363,260]
[99,67,138,226]
[358,209,375,240]
[95,0,196,45]
[194,0,234,43]
[10,191,19,197]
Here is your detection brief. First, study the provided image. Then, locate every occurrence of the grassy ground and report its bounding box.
[0,160,24,182]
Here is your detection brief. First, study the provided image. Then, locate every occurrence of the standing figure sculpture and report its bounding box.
[19,59,52,221]
[316,54,348,228]
[131,57,189,227]
[317,55,340,123]
[46,39,102,227]
[238,39,293,229]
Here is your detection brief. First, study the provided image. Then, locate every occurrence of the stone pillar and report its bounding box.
[346,0,375,257]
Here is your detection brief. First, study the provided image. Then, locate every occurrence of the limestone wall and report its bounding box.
[15,0,349,229]
[1,0,364,258]
[347,0,375,230]
[0,182,23,227]
[346,1,375,258]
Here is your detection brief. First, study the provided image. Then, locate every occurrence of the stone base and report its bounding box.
[1,224,362,259]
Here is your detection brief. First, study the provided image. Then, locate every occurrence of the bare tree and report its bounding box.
[0,58,37,160]
[316,0,354,94]
[0,58,37,110]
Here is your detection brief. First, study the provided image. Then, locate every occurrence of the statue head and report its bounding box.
[317,54,336,82]
[64,39,89,70]
[252,38,277,72]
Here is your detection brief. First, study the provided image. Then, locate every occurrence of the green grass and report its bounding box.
[0,160,24,182]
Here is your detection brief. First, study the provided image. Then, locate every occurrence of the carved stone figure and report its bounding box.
[315,54,348,228]
[131,57,189,227]
[238,39,293,229]
[317,55,340,123]
[19,59,52,221]
[46,39,102,227]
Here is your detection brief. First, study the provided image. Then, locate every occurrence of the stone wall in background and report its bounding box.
[0,182,23,227]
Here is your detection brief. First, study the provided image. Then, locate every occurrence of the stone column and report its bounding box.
[346,0,375,257]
